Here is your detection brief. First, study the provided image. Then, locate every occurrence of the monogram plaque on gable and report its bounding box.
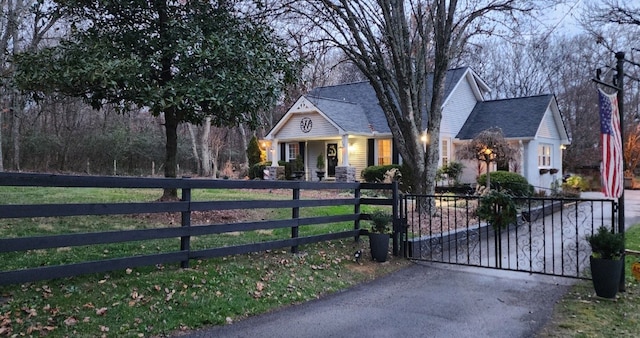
[300,117,313,133]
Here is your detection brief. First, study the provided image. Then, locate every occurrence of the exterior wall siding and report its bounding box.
[441,75,479,136]
[348,137,368,181]
[274,113,339,140]
[537,109,560,139]
[524,138,563,193]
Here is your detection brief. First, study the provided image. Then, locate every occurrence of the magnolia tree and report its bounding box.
[14,1,298,199]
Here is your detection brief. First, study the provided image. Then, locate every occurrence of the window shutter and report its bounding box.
[392,141,399,164]
[299,142,305,164]
[280,143,286,162]
[367,139,375,167]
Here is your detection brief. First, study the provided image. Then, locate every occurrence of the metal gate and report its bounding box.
[401,194,617,279]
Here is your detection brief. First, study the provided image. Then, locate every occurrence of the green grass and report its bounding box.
[0,186,403,337]
[538,224,640,337]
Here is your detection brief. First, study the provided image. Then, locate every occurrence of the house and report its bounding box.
[264,67,570,191]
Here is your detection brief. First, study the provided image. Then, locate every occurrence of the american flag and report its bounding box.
[598,88,623,199]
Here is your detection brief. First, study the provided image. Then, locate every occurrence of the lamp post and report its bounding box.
[479,147,496,191]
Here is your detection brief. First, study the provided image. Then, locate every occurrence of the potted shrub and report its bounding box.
[368,209,392,262]
[587,226,625,298]
[292,154,304,180]
[316,152,325,181]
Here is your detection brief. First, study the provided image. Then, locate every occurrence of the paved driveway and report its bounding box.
[181,263,573,338]
[178,190,640,338]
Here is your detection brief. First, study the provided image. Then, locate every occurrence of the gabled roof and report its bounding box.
[307,81,388,133]
[455,94,559,140]
[306,96,371,134]
[301,67,486,134]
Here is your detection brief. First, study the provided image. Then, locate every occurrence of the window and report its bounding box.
[538,144,551,167]
[377,139,392,165]
[441,140,449,166]
[287,143,300,161]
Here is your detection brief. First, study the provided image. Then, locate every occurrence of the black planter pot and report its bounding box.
[590,256,623,298]
[369,233,390,262]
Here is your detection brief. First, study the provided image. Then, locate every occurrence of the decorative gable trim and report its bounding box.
[290,96,316,113]
[266,96,345,140]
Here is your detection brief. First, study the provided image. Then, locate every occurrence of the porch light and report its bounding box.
[421,133,429,144]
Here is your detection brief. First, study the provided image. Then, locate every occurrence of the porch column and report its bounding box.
[341,134,349,166]
[267,138,284,180]
[271,139,279,166]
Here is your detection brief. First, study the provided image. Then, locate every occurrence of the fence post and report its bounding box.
[354,184,361,242]
[392,180,399,256]
[180,177,191,268]
[291,185,300,253]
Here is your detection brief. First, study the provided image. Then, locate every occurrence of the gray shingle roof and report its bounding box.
[306,96,371,134]
[455,94,553,140]
[306,67,471,134]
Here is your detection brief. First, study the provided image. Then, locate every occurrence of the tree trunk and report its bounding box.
[0,109,3,172]
[187,123,201,175]
[200,117,212,176]
[161,107,179,200]
[211,145,219,178]
[238,124,249,173]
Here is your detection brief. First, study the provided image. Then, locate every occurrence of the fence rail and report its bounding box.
[0,173,397,285]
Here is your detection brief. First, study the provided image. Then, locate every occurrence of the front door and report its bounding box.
[327,143,338,176]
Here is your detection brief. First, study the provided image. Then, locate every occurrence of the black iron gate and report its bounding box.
[401,194,617,279]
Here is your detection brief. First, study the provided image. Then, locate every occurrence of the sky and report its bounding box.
[539,0,586,37]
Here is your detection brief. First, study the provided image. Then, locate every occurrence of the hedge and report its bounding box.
[477,171,534,196]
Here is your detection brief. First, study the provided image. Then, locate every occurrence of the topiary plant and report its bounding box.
[246,136,262,168]
[316,152,325,170]
[587,226,624,260]
[369,209,392,234]
[477,171,533,196]
[476,190,518,229]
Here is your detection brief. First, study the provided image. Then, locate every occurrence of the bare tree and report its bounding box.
[288,0,533,197]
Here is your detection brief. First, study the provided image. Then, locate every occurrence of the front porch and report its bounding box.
[265,136,360,182]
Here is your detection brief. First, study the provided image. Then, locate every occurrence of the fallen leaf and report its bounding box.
[83,317,91,323]
[22,307,37,318]
[83,303,95,309]
[225,317,233,324]
[96,307,108,316]
[99,325,109,332]
[63,316,78,326]
[126,268,133,274]
[256,282,264,292]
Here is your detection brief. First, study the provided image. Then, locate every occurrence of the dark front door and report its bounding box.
[327,143,338,176]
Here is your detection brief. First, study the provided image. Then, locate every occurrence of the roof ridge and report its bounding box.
[305,95,359,105]
[482,94,552,103]
[311,81,370,90]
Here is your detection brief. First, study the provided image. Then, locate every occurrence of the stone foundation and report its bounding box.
[335,166,356,182]
[267,166,286,180]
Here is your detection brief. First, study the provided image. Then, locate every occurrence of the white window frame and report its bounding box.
[538,144,552,168]
[287,143,300,161]
[441,139,449,166]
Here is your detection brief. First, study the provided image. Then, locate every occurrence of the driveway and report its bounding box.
[178,190,640,338]
[180,263,574,338]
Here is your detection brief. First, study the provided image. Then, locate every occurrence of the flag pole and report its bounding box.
[616,51,626,293]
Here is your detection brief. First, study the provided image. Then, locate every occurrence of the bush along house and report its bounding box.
[264,67,569,191]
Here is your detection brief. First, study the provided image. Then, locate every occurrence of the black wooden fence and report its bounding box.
[0,173,398,285]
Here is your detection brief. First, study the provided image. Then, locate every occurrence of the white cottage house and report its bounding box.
[264,67,570,191]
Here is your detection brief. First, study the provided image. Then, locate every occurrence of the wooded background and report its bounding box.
[1,1,639,179]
